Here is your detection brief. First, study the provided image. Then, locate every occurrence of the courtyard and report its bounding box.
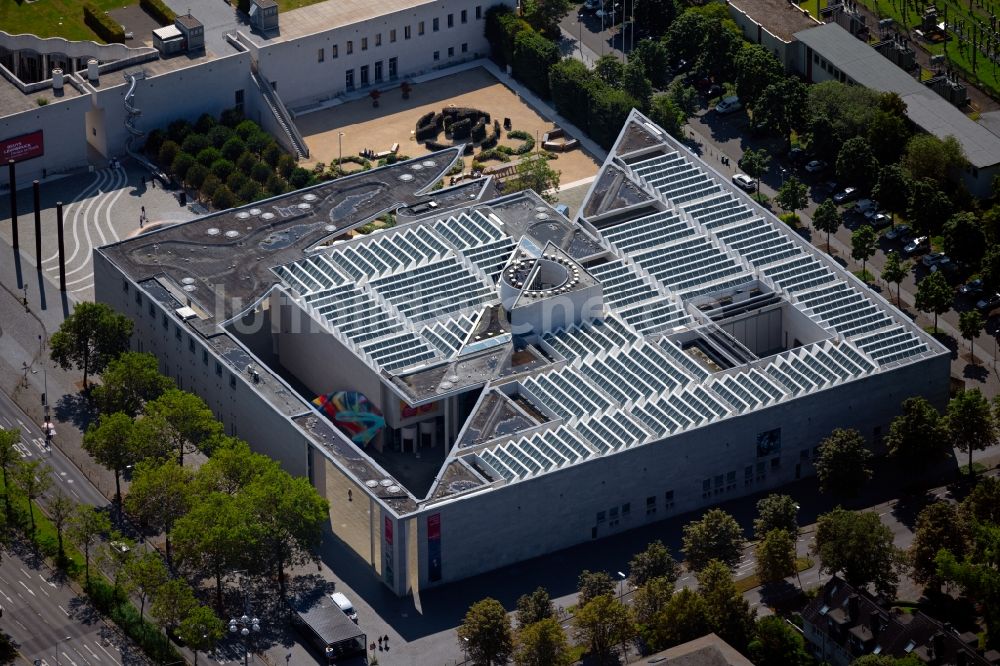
[296,67,602,185]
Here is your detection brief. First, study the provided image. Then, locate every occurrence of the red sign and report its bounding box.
[428,513,441,540]
[384,516,393,546]
[0,130,44,163]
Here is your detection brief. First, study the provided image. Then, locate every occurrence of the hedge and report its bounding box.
[471,119,487,143]
[416,111,436,129]
[508,129,536,154]
[83,3,126,43]
[416,124,440,142]
[140,0,176,25]
[512,29,560,99]
[425,140,451,151]
[451,118,472,140]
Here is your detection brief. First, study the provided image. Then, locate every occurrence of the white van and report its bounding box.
[330,592,358,623]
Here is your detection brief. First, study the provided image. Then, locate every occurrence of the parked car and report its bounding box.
[732,173,756,192]
[715,96,742,114]
[705,83,724,98]
[804,159,828,173]
[788,147,807,165]
[959,278,984,296]
[977,292,1000,312]
[855,199,876,215]
[903,236,929,256]
[884,224,910,241]
[832,187,857,204]
[922,252,947,268]
[930,256,958,276]
[330,592,358,623]
[110,541,131,554]
[867,212,891,229]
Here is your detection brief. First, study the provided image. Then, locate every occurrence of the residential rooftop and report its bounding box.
[244,0,443,45]
[727,0,819,41]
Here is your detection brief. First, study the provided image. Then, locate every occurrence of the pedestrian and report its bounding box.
[150,176,156,189]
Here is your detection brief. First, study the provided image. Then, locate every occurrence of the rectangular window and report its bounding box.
[405,25,411,39]
[346,69,354,90]
[646,496,656,515]
[375,33,381,47]
[317,48,324,62]
[162,314,168,330]
[361,37,368,51]
[771,456,781,469]
[202,349,208,365]
[476,5,482,19]
[756,461,767,477]
[229,374,236,389]
[188,338,195,353]
[389,56,398,79]
[135,291,142,306]
[347,40,353,54]
[622,502,630,517]
[727,471,736,484]
[215,361,223,377]
[461,42,468,53]
[461,9,467,23]
[664,490,674,509]
[596,511,606,523]
[448,46,454,57]
[433,17,439,31]
[800,449,810,460]
[447,13,454,27]
[433,50,440,61]
[235,88,244,111]
[360,64,369,86]
[418,21,425,35]
[332,44,338,58]
[375,60,383,82]
[149,302,155,317]
[714,474,724,488]
[745,465,753,479]
[390,29,396,43]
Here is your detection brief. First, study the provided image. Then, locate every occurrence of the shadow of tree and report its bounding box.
[759,579,798,605]
[54,391,96,431]
[890,489,933,530]
[963,361,989,382]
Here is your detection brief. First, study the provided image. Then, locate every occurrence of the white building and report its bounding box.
[93,111,951,597]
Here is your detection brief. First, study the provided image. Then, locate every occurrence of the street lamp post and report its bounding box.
[228,613,260,666]
[617,571,628,663]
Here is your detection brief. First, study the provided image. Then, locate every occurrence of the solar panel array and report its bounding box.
[478,425,593,481]
[369,255,493,322]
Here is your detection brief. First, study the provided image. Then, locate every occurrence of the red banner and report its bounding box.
[428,513,441,540]
[384,516,393,546]
[0,130,44,163]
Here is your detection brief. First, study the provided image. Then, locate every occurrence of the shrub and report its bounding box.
[219,108,244,128]
[226,171,248,194]
[196,147,222,168]
[166,119,193,144]
[83,3,126,43]
[508,129,536,155]
[277,154,296,178]
[158,140,180,168]
[416,124,440,142]
[250,161,272,184]
[212,185,236,209]
[221,136,246,162]
[200,174,221,200]
[288,167,312,189]
[238,180,262,203]
[170,152,195,181]
[186,163,209,190]
[485,5,529,67]
[194,112,215,134]
[36,97,49,106]
[447,158,465,176]
[181,133,209,156]
[139,0,177,25]
[86,578,179,663]
[144,129,165,158]
[426,140,451,151]
[246,133,271,156]
[207,125,232,149]
[471,119,487,143]
[236,151,258,173]
[451,118,473,140]
[416,111,435,129]
[262,143,283,167]
[477,148,511,163]
[234,119,261,141]
[265,173,286,196]
[210,158,235,182]
[512,30,560,99]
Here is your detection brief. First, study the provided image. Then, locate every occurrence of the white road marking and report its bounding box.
[63,169,109,271]
[44,170,102,265]
[18,580,35,596]
[0,589,13,603]
[59,604,70,616]
[61,650,78,665]
[97,641,121,665]
[84,643,101,662]
[39,574,55,588]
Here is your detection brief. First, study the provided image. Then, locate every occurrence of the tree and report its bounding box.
[504,157,561,203]
[94,352,174,417]
[885,396,948,470]
[512,29,560,99]
[69,504,111,585]
[628,540,679,588]
[806,81,881,150]
[960,309,985,365]
[173,492,249,611]
[48,490,74,563]
[943,212,987,267]
[578,570,615,605]
[142,389,223,465]
[914,270,952,332]
[649,94,684,138]
[14,461,51,536]
[961,475,1000,524]
[681,508,745,571]
[836,137,880,194]
[945,388,997,477]
[595,54,625,88]
[754,494,799,540]
[100,533,135,593]
[755,528,797,586]
[124,459,193,565]
[751,78,807,148]
[814,428,873,497]
[124,551,169,621]
[872,164,912,225]
[903,133,966,186]
[734,43,783,108]
[850,224,878,283]
[0,428,21,524]
[647,587,710,651]
[812,198,840,252]
[515,587,554,627]
[907,180,952,237]
[151,578,198,634]
[513,617,571,666]
[49,302,133,389]
[633,576,675,628]
[696,560,755,652]
[83,413,141,508]
[633,0,677,41]
[738,148,771,199]
[623,61,653,111]
[668,81,699,118]
[867,109,912,166]
[936,521,1000,645]
[813,507,903,598]
[457,598,513,666]
[749,615,813,666]
[776,175,808,218]
[194,438,276,496]
[910,501,968,587]
[573,594,634,665]
[630,38,671,88]
[176,605,226,666]
[982,245,1000,293]
[880,250,910,309]
[522,0,571,35]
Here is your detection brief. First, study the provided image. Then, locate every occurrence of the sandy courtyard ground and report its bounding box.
[296,67,601,183]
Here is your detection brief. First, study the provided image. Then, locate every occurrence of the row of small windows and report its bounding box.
[317,7,481,62]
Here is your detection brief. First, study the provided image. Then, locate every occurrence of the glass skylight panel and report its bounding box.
[766,365,804,395]
[713,381,749,411]
[479,451,516,481]
[521,439,555,470]
[577,422,615,453]
[507,445,542,476]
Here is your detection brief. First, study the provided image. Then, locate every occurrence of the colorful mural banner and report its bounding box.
[312,390,385,446]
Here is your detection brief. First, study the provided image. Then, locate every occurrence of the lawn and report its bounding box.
[0,0,132,42]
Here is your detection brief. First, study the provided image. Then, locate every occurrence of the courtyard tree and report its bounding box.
[753,493,799,541]
[69,504,111,586]
[755,528,797,586]
[142,389,223,465]
[573,594,635,665]
[776,175,808,220]
[738,148,770,200]
[513,617,571,666]
[457,598,514,666]
[177,605,226,666]
[813,507,903,598]
[630,38,672,88]
[881,250,911,309]
[14,460,51,536]
[910,502,969,588]
[961,475,1000,524]
[595,54,626,88]
[681,508,745,571]
[814,428,873,498]
[907,179,953,237]
[124,459,193,565]
[578,570,615,605]
[945,388,997,477]
[515,587,554,627]
[628,540,679,588]
[960,309,985,365]
[751,77,807,149]
[125,551,169,621]
[83,412,142,508]
[851,224,878,283]
[915,270,952,333]
[812,199,840,252]
[697,560,755,652]
[885,396,948,470]
[749,615,813,666]
[505,157,561,202]
[0,428,21,524]
[50,302,133,389]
